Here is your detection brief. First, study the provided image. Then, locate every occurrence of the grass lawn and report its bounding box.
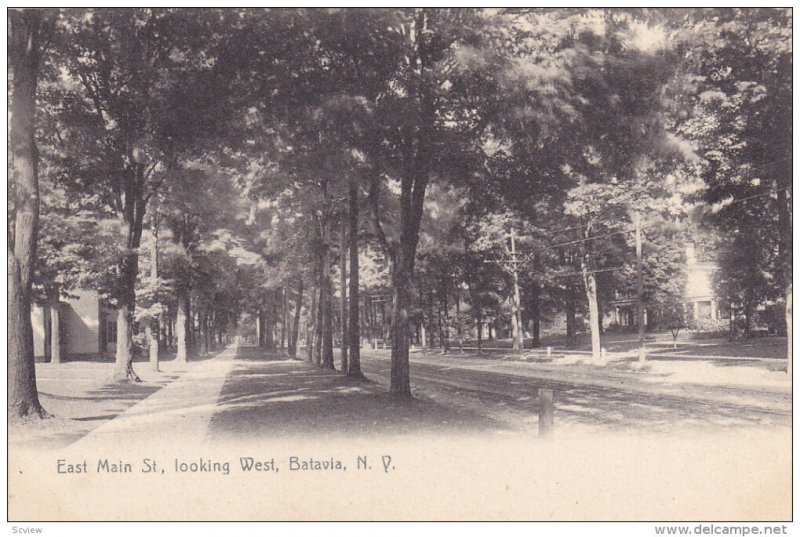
[461,331,787,360]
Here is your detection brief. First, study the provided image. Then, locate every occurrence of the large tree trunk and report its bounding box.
[200,312,209,355]
[147,323,159,371]
[307,270,317,363]
[786,283,792,375]
[455,284,463,353]
[290,277,304,358]
[388,9,433,397]
[581,260,602,361]
[264,295,275,352]
[347,173,363,378]
[256,308,263,347]
[428,288,436,348]
[281,287,287,351]
[365,295,375,348]
[149,225,160,369]
[166,311,174,352]
[476,307,483,355]
[339,219,348,373]
[390,254,414,397]
[49,286,62,364]
[176,287,191,363]
[112,160,146,382]
[531,282,541,348]
[565,291,577,349]
[776,184,792,373]
[314,262,324,365]
[8,10,47,418]
[419,287,428,348]
[320,198,335,369]
[441,277,450,352]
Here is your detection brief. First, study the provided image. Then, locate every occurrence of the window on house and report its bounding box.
[697,301,712,320]
[108,319,117,343]
[717,303,731,320]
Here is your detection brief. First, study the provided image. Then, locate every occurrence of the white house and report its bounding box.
[33,289,118,361]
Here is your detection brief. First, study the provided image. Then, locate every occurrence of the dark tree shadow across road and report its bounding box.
[207,346,509,441]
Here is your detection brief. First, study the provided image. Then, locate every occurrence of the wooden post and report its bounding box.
[538,388,554,438]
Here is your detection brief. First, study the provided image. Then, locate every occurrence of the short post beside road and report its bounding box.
[538,388,554,438]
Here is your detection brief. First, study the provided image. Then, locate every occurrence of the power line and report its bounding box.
[546,226,637,250]
[550,265,625,279]
[711,185,792,208]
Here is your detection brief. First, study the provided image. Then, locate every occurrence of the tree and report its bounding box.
[490,9,691,360]
[659,297,690,349]
[676,8,791,370]
[53,9,242,380]
[9,9,55,418]
[364,9,505,396]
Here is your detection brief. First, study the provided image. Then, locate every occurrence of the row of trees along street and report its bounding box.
[8,8,791,418]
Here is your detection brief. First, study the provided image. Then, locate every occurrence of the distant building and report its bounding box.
[33,289,118,361]
[605,243,723,329]
[537,243,723,333]
[684,243,724,322]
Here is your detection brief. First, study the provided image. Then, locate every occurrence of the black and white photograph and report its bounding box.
[6,7,793,525]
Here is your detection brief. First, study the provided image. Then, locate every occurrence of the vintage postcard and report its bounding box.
[7,7,792,524]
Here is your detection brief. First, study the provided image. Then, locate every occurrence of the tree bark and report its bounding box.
[320,194,335,369]
[476,308,483,355]
[581,260,602,361]
[290,277,304,358]
[387,9,435,397]
[176,287,191,363]
[256,308,263,347]
[166,311,174,352]
[565,291,577,349]
[347,171,363,377]
[776,184,792,373]
[531,282,541,348]
[441,276,450,352]
[307,269,317,363]
[786,283,792,375]
[339,219,348,373]
[8,10,47,418]
[147,323,159,371]
[281,287,287,351]
[112,161,146,382]
[49,286,62,364]
[455,284,463,353]
[201,312,209,355]
[390,255,414,396]
[314,260,324,366]
[265,294,276,352]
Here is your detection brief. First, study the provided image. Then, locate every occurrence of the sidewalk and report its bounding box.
[65,344,238,452]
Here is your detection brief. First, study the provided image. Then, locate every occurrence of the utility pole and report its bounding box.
[510,229,524,352]
[484,229,525,352]
[635,211,645,362]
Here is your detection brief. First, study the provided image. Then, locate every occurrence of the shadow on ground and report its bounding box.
[13,373,181,450]
[207,347,508,441]
[394,361,791,433]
